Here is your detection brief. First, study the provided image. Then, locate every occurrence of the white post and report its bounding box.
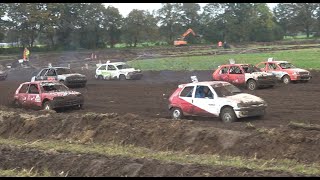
[68,64,70,68]
[85,64,88,69]
[48,63,52,68]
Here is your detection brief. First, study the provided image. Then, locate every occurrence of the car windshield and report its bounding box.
[241,64,261,73]
[279,63,295,69]
[41,83,69,92]
[56,68,72,75]
[116,64,131,69]
[212,84,242,97]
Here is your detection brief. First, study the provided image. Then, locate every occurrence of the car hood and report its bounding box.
[250,71,274,76]
[288,68,309,73]
[46,91,81,97]
[60,73,86,78]
[224,93,265,105]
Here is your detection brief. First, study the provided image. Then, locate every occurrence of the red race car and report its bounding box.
[13,80,84,111]
[256,58,312,84]
[212,63,276,90]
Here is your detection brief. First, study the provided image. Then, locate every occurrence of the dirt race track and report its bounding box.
[0,66,320,176]
[1,44,320,177]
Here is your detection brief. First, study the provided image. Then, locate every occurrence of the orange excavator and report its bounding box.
[174,28,200,46]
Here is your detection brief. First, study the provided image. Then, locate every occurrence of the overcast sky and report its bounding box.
[103,3,278,17]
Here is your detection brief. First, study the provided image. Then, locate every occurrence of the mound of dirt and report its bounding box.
[0,107,320,164]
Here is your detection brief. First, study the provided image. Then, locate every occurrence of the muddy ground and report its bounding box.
[0,68,320,176]
[0,44,320,176]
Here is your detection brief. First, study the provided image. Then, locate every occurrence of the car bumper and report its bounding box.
[65,80,87,87]
[234,106,266,118]
[292,75,312,81]
[256,77,277,86]
[0,74,7,80]
[127,73,143,80]
[52,96,84,108]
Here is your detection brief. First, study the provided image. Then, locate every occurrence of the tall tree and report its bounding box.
[102,6,123,48]
[157,3,182,43]
[122,9,158,47]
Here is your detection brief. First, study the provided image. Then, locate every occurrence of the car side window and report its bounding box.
[257,63,266,69]
[229,66,242,74]
[28,84,39,94]
[46,69,57,76]
[19,84,30,93]
[39,69,48,76]
[107,65,116,71]
[180,86,194,98]
[220,67,229,74]
[268,63,277,70]
[195,86,213,99]
[98,65,106,70]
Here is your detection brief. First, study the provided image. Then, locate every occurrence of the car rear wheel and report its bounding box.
[171,107,184,120]
[220,107,237,123]
[247,79,257,90]
[282,75,290,84]
[43,101,53,111]
[119,74,126,81]
[12,99,21,108]
[97,75,103,80]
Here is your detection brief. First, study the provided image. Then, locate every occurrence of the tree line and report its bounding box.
[0,3,319,50]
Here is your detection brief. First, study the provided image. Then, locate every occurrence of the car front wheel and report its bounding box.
[282,75,291,84]
[220,107,237,123]
[43,101,53,111]
[171,107,184,120]
[247,79,257,90]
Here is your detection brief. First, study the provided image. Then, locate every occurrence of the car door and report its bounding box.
[192,85,218,117]
[16,83,30,107]
[45,68,58,81]
[107,65,118,78]
[26,83,42,108]
[217,66,229,82]
[97,65,108,77]
[35,69,48,81]
[178,85,195,116]
[228,65,245,85]
[256,62,267,72]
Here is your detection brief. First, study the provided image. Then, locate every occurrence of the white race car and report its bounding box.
[95,61,143,80]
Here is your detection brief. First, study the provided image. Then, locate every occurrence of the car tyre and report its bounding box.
[282,75,291,84]
[43,101,53,111]
[97,75,103,80]
[220,107,237,123]
[12,99,21,108]
[247,79,257,90]
[171,107,184,120]
[119,74,126,81]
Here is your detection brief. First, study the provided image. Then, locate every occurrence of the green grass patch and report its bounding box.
[1,138,320,176]
[0,168,51,177]
[128,48,320,71]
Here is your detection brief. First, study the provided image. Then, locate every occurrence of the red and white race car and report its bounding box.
[212,63,276,90]
[256,58,312,84]
[13,80,84,111]
[168,79,267,123]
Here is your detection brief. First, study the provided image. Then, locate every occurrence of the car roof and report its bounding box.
[263,61,289,64]
[220,64,251,66]
[180,81,230,87]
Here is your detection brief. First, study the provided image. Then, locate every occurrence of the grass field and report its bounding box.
[128,48,320,71]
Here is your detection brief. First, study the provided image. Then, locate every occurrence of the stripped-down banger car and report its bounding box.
[31,67,87,87]
[212,62,276,90]
[256,58,312,84]
[13,81,84,111]
[168,79,267,123]
[95,61,143,80]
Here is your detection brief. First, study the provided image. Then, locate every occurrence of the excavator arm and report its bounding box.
[174,28,200,46]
